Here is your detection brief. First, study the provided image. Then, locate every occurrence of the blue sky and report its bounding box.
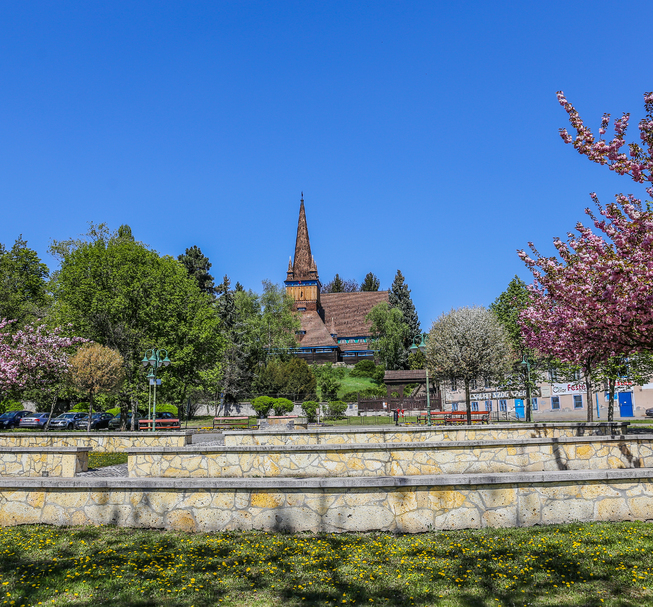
[1,1,651,327]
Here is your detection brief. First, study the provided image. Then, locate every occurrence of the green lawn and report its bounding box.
[336,373,379,400]
[0,521,651,606]
[87,452,128,468]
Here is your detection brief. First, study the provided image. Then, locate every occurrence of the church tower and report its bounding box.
[285,194,322,313]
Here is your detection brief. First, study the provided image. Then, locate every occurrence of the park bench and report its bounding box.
[445,411,491,425]
[138,418,182,431]
[417,412,448,425]
[212,416,255,430]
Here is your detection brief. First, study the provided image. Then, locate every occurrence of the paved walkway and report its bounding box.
[78,463,128,478]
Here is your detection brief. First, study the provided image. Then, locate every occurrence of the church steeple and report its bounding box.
[292,193,315,280]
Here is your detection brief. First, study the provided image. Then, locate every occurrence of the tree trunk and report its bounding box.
[130,394,138,431]
[86,390,94,432]
[525,369,532,423]
[464,379,472,425]
[608,377,615,422]
[585,366,594,422]
[44,393,58,431]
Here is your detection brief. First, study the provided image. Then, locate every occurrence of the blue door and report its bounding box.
[618,392,634,417]
[514,399,525,420]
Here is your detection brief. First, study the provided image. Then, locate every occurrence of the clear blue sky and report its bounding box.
[1,1,651,327]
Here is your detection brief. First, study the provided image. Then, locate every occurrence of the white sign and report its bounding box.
[551,382,586,395]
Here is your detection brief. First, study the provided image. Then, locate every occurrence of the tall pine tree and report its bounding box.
[177,246,215,296]
[361,272,380,291]
[389,270,421,347]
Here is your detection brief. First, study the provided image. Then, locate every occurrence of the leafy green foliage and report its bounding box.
[322,275,359,293]
[490,275,530,351]
[272,397,294,416]
[361,272,380,292]
[340,386,386,402]
[408,350,426,370]
[326,400,347,419]
[254,358,316,400]
[251,396,275,417]
[155,403,179,415]
[106,407,121,416]
[70,402,90,412]
[349,360,377,377]
[312,364,343,400]
[366,302,410,370]
[301,400,320,422]
[0,236,50,326]
[0,399,23,414]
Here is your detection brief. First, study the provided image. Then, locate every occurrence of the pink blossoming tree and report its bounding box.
[0,319,86,425]
[519,90,653,421]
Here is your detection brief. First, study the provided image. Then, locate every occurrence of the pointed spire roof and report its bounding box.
[292,193,315,280]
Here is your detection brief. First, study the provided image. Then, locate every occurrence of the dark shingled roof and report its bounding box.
[298,311,339,348]
[321,291,389,338]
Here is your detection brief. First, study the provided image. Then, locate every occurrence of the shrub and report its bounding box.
[251,396,275,418]
[272,398,294,416]
[70,402,90,412]
[349,360,377,377]
[106,407,121,416]
[0,399,23,414]
[301,400,320,422]
[341,386,387,402]
[326,400,347,419]
[155,403,178,416]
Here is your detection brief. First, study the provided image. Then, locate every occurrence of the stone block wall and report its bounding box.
[0,432,192,453]
[1,470,652,533]
[223,422,628,447]
[127,435,652,478]
[0,448,90,477]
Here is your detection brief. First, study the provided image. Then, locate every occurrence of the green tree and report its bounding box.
[361,272,380,292]
[324,274,345,293]
[366,302,410,370]
[178,246,215,296]
[50,225,224,427]
[388,270,421,347]
[0,236,50,325]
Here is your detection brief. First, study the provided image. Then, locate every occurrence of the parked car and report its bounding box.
[646,407,653,418]
[18,412,50,429]
[108,412,142,431]
[73,412,114,431]
[49,412,87,430]
[0,410,33,430]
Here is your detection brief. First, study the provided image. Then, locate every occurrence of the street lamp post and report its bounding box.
[410,333,431,427]
[141,348,171,432]
[521,354,532,423]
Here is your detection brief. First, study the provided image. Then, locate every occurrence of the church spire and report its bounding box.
[292,193,314,280]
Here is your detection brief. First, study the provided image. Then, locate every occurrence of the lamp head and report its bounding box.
[141,355,149,368]
[161,354,171,367]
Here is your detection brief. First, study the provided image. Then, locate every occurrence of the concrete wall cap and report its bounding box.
[0,447,93,453]
[126,433,653,455]
[1,467,652,490]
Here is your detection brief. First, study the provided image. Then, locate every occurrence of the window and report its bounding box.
[499,399,507,412]
[354,339,359,343]
[551,396,560,410]
[297,307,306,312]
[549,369,558,382]
[532,398,538,411]
[484,377,491,388]
[485,400,493,411]
[452,403,458,412]
[573,394,583,409]
[471,401,479,411]
[451,378,457,391]
[471,379,477,390]
[573,369,581,381]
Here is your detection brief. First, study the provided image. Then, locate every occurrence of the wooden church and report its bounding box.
[285,195,388,363]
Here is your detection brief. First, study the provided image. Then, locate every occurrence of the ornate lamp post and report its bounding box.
[410,333,432,427]
[141,348,171,431]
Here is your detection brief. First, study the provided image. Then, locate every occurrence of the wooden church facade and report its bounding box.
[284,196,389,364]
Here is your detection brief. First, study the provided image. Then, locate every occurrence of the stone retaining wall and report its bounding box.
[0,432,192,453]
[0,448,90,477]
[223,422,628,447]
[127,434,653,478]
[1,469,652,533]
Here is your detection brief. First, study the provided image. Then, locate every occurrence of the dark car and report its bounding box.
[73,412,114,431]
[108,412,142,431]
[49,412,87,430]
[18,412,50,429]
[646,407,653,418]
[0,410,33,430]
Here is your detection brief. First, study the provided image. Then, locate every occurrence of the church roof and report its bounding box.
[291,196,315,280]
[321,291,389,338]
[298,311,339,348]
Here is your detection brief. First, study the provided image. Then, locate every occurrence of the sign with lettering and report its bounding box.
[551,382,586,395]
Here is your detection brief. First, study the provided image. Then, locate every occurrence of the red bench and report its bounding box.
[213,416,255,429]
[138,418,182,431]
[418,411,490,425]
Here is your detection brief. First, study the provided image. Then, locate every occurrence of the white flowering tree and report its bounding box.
[426,306,511,424]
